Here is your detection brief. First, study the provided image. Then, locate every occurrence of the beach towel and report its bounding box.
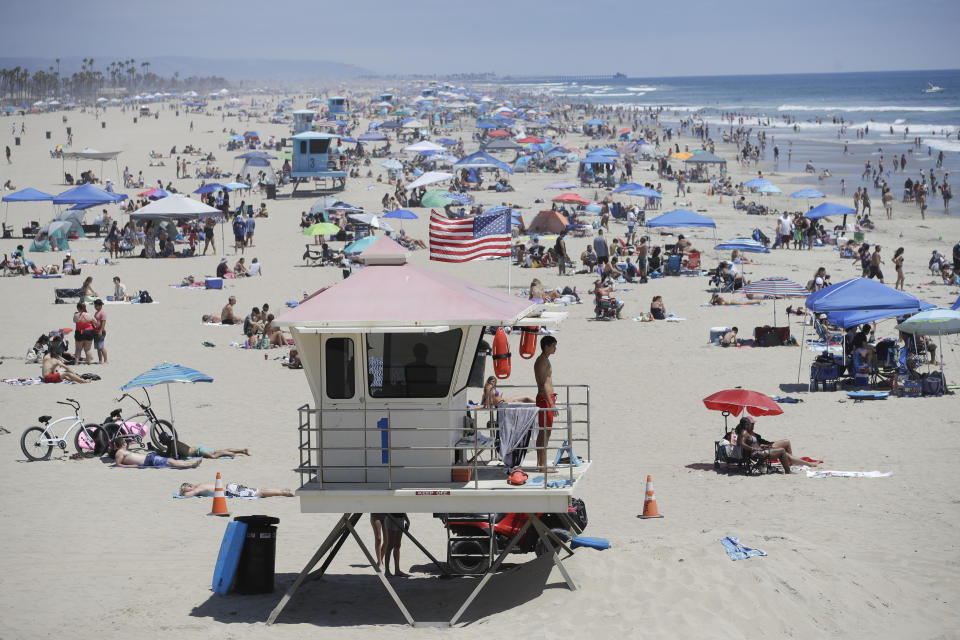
[32,273,61,279]
[3,377,74,385]
[720,536,767,561]
[172,493,260,499]
[497,404,538,468]
[527,475,573,488]
[773,396,803,403]
[806,469,892,479]
[104,300,157,305]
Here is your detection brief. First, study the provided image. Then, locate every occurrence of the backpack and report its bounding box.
[137,290,153,304]
[922,372,944,397]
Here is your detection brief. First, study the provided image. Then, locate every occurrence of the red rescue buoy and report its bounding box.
[492,327,511,379]
[519,326,539,359]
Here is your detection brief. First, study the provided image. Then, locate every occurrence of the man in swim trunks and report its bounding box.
[219,296,239,324]
[178,482,293,498]
[156,432,250,459]
[534,336,558,472]
[40,353,87,384]
[113,439,201,468]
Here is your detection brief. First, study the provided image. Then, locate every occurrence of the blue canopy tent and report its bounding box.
[613,182,644,193]
[624,187,662,198]
[53,183,127,207]
[2,187,55,227]
[2,187,55,202]
[799,278,931,381]
[647,209,716,242]
[953,296,960,311]
[454,151,513,174]
[194,183,225,195]
[804,201,856,228]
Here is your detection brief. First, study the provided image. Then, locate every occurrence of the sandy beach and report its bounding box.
[1,90,959,640]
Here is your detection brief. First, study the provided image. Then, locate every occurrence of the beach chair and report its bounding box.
[664,254,682,276]
[682,251,701,271]
[709,268,736,293]
[714,439,770,475]
[594,291,621,320]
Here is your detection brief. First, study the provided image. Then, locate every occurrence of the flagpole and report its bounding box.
[507,253,511,295]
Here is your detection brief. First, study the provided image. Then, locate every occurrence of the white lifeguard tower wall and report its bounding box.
[292,109,315,134]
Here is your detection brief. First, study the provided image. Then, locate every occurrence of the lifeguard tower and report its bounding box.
[327,95,348,117]
[289,131,347,194]
[269,237,592,627]
[379,91,394,104]
[291,109,315,135]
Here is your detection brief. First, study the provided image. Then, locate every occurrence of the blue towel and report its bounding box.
[774,395,802,403]
[172,493,260,499]
[720,536,767,561]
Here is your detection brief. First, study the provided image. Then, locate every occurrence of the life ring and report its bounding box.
[519,326,539,359]
[492,327,511,379]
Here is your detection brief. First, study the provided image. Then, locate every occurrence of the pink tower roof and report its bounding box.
[276,261,535,328]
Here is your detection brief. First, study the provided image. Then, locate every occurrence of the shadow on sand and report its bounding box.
[191,554,566,627]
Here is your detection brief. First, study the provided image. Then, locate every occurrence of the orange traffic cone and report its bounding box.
[207,472,230,517]
[637,475,663,519]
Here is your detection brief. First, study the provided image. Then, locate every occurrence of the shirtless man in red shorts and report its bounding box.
[41,354,87,384]
[534,336,558,472]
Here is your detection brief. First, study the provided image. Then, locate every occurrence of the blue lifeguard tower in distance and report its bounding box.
[379,92,394,104]
[290,131,347,194]
[292,109,316,134]
[327,95,348,117]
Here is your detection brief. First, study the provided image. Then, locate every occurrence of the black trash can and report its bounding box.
[234,515,279,594]
[14,137,20,146]
[45,131,51,139]
[66,127,71,136]
[265,184,276,199]
[101,121,106,129]
[133,117,137,124]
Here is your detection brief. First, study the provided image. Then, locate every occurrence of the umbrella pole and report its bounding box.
[797,316,808,384]
[167,386,179,460]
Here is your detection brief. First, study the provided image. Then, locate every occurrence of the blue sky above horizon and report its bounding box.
[3,0,959,77]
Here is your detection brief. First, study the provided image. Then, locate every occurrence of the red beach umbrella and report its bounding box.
[487,129,510,137]
[702,389,783,417]
[517,136,544,144]
[551,193,589,204]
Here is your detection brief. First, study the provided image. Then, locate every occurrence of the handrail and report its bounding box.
[295,384,590,491]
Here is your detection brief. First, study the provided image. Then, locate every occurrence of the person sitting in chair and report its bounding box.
[594,280,624,319]
[734,418,818,474]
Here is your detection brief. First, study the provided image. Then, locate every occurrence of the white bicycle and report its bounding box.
[20,398,108,461]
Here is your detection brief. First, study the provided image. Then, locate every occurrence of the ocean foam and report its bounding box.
[778,104,959,113]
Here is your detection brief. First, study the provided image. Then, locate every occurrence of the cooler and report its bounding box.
[206,278,223,290]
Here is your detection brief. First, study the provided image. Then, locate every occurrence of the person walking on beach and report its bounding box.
[882,187,894,219]
[383,514,410,577]
[534,336,558,472]
[869,246,885,283]
[5,145,10,164]
[593,229,609,265]
[202,215,216,255]
[893,247,905,290]
[555,230,567,276]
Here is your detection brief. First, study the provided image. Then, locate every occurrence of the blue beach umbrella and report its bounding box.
[743,177,772,189]
[344,235,378,254]
[382,209,418,220]
[804,202,855,219]
[756,183,782,194]
[121,362,214,456]
[194,183,225,195]
[222,182,250,191]
[714,238,770,253]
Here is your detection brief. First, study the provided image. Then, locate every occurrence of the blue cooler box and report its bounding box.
[206,278,223,290]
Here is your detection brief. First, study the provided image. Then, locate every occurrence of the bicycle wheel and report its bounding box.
[75,424,108,458]
[150,419,177,450]
[21,427,53,461]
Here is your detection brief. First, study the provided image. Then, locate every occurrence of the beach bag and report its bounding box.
[137,290,153,304]
[922,372,944,397]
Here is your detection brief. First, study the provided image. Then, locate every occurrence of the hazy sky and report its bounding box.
[3,0,959,77]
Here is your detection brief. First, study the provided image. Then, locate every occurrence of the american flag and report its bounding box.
[429,209,512,262]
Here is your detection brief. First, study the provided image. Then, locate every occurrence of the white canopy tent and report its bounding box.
[405,171,454,191]
[60,148,123,185]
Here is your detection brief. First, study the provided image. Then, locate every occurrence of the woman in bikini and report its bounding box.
[735,419,818,474]
[893,247,905,290]
[481,376,535,408]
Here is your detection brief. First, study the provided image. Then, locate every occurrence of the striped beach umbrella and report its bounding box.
[122,363,213,446]
[739,277,808,326]
[789,188,825,198]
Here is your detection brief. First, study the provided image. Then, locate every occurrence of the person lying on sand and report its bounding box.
[719,327,739,346]
[155,433,249,459]
[178,482,293,498]
[114,439,201,468]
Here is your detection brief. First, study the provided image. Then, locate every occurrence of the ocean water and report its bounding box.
[505,69,960,214]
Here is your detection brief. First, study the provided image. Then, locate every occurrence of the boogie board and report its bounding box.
[571,536,610,550]
[846,391,889,401]
[212,520,247,595]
